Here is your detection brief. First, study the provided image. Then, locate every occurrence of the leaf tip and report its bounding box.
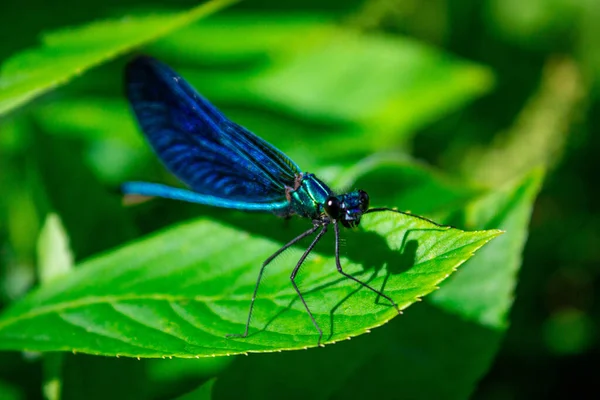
[486,229,506,239]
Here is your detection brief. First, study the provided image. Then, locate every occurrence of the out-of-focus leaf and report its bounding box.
[0,0,237,117]
[34,131,137,260]
[42,353,63,400]
[154,16,493,140]
[33,98,148,183]
[146,357,231,385]
[460,58,582,186]
[0,118,29,153]
[579,0,600,87]
[486,0,578,50]
[1,117,38,267]
[34,98,141,146]
[60,354,227,399]
[150,14,330,63]
[251,31,494,145]
[0,379,23,400]
[543,308,594,355]
[0,212,500,357]
[37,213,73,283]
[176,379,216,400]
[430,168,544,328]
[61,354,146,399]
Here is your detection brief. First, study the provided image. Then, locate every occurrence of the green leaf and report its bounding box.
[34,98,142,146]
[176,379,215,400]
[59,354,228,399]
[42,353,64,400]
[32,97,150,184]
[0,213,499,357]
[251,31,494,142]
[61,354,146,398]
[429,168,545,328]
[37,213,74,283]
[214,167,541,400]
[0,379,22,400]
[458,58,581,187]
[33,131,137,260]
[0,0,237,117]
[149,14,330,63]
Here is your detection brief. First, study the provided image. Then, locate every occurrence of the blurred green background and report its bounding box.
[0,0,598,399]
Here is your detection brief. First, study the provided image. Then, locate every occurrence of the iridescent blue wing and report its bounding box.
[124,56,301,209]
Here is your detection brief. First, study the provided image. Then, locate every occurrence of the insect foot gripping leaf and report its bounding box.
[0,212,500,358]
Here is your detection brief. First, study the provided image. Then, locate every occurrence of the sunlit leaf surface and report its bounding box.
[0,212,499,357]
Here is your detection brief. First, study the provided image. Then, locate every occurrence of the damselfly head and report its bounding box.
[324,190,370,228]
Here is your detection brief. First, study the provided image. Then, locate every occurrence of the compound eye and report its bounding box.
[324,196,341,219]
[358,190,370,212]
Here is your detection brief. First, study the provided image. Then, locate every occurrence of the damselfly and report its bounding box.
[123,56,439,345]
